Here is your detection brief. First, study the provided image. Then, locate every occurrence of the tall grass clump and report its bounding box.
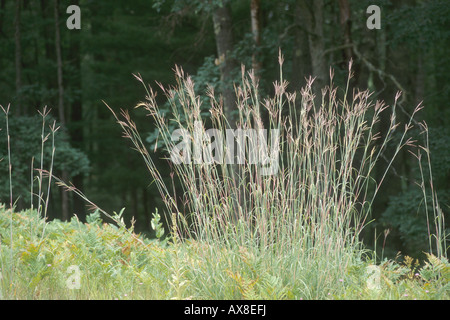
[0,105,60,297]
[106,53,438,299]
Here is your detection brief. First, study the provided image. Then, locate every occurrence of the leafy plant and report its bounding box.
[420,253,449,283]
[85,210,103,226]
[151,208,165,240]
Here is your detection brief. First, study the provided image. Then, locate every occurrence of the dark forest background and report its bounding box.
[0,0,449,259]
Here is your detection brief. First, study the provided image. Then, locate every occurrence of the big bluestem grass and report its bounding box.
[107,54,442,298]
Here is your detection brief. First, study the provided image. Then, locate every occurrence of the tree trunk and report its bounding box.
[338,0,353,65]
[68,0,85,221]
[250,0,261,79]
[212,1,237,121]
[337,0,360,91]
[292,2,309,91]
[0,0,6,37]
[40,0,55,60]
[15,0,23,116]
[298,0,327,103]
[54,0,70,221]
[54,0,65,126]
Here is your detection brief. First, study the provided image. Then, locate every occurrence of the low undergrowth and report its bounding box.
[0,205,448,300]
